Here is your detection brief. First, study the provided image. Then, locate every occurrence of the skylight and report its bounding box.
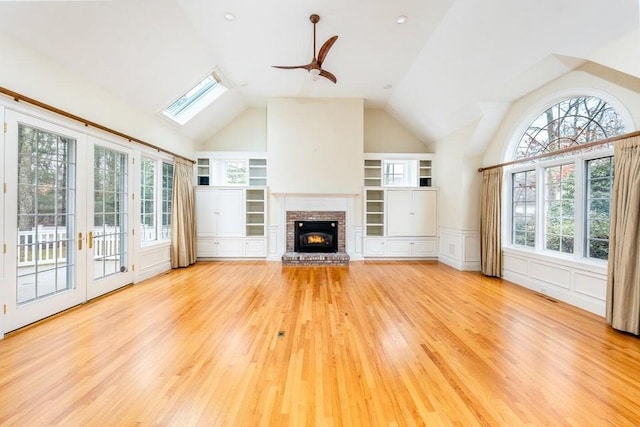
[162,72,227,125]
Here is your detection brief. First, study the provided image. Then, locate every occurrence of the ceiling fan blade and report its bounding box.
[272,64,312,70]
[319,69,337,84]
[317,36,338,66]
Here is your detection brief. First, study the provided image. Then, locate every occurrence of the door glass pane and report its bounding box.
[140,158,156,242]
[93,146,128,280]
[17,124,76,305]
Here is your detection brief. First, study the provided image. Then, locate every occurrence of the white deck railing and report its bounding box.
[17,226,160,267]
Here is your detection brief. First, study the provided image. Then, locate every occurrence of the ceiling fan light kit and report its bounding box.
[272,13,339,84]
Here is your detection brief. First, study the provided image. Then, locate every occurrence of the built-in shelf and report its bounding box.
[197,158,210,186]
[365,189,384,236]
[246,188,266,236]
[364,159,382,187]
[249,158,267,187]
[419,159,432,187]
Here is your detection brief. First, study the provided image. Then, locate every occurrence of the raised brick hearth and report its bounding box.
[282,210,349,266]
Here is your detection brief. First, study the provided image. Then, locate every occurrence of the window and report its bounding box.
[508,95,625,261]
[140,157,173,244]
[161,162,174,240]
[383,160,413,186]
[586,157,613,260]
[162,72,227,125]
[225,161,247,185]
[544,163,575,253]
[140,158,156,243]
[512,170,536,247]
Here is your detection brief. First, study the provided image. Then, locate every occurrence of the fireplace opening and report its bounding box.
[294,221,338,253]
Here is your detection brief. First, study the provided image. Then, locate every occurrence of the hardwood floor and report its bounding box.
[1,261,639,426]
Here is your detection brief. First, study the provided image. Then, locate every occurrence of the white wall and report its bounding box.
[0,32,194,157]
[267,98,364,195]
[198,107,428,154]
[364,109,430,153]
[196,107,267,151]
[433,123,482,270]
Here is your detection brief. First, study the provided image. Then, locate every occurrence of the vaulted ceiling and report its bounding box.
[0,0,638,150]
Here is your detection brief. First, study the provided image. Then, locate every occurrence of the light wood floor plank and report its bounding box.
[1,261,640,426]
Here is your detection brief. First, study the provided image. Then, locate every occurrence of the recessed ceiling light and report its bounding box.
[224,12,236,21]
[396,15,408,24]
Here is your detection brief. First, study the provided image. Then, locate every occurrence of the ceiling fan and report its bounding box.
[272,14,339,84]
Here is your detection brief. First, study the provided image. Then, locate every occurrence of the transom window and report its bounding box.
[224,161,248,185]
[383,160,415,186]
[514,96,625,159]
[509,95,626,261]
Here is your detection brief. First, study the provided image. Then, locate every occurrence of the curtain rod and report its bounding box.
[0,86,195,164]
[478,129,640,172]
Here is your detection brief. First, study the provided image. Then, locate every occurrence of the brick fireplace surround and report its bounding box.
[282,210,350,266]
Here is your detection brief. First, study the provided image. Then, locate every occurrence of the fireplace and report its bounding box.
[282,210,349,265]
[295,221,338,253]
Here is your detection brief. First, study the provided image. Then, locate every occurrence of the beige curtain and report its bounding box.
[480,167,502,277]
[170,157,197,268]
[607,136,640,335]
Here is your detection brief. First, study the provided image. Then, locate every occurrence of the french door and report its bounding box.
[86,137,134,299]
[4,111,133,332]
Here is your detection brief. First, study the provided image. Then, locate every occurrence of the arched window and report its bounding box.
[514,96,626,159]
[509,95,626,260]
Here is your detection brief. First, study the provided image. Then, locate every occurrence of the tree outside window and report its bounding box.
[544,164,575,254]
[586,157,613,260]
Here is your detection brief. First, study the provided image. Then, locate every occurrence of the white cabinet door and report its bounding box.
[387,189,437,237]
[196,238,217,257]
[364,238,386,256]
[195,188,219,236]
[386,239,412,257]
[217,238,245,257]
[411,239,438,257]
[217,189,244,237]
[386,190,413,236]
[245,238,267,257]
[413,190,437,236]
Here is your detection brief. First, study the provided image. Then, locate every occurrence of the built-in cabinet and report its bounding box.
[386,190,437,236]
[362,151,438,258]
[363,188,438,258]
[195,187,267,258]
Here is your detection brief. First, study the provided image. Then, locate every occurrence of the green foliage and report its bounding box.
[544,164,575,254]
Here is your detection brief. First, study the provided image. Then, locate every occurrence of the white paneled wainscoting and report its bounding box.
[502,248,607,316]
[438,227,480,271]
[136,242,172,283]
